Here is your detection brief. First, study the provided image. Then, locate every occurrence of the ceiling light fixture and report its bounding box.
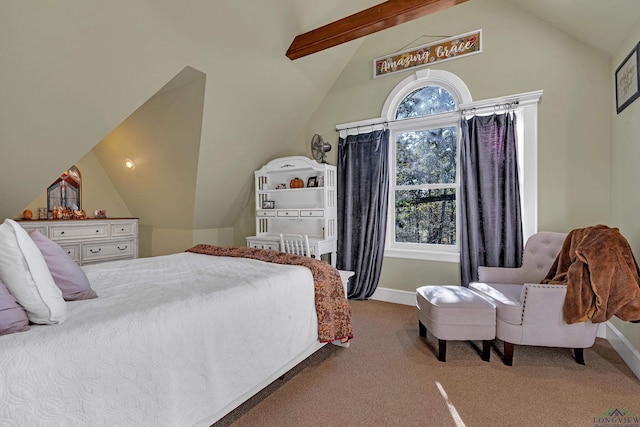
[124,159,136,170]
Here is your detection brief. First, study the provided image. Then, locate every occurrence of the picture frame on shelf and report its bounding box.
[262,200,275,209]
[307,176,318,187]
[275,183,287,190]
[317,175,324,187]
[616,42,640,114]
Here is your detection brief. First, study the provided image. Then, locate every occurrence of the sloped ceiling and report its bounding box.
[1,0,639,229]
[510,0,640,56]
[92,67,205,229]
[0,0,381,225]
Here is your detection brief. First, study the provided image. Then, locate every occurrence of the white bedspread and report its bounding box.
[0,252,319,426]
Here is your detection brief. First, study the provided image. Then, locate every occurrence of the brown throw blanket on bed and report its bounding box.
[186,244,353,343]
[542,225,640,324]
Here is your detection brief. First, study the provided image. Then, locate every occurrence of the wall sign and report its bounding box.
[373,29,482,78]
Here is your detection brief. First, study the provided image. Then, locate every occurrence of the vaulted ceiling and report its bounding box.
[1,0,639,233]
[511,0,640,56]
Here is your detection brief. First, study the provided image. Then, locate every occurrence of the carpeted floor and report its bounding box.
[215,300,640,427]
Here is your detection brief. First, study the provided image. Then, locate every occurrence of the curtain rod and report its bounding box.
[460,100,518,117]
[335,121,388,133]
[336,90,543,134]
[335,101,515,133]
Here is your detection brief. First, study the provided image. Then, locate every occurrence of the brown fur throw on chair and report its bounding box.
[542,224,640,324]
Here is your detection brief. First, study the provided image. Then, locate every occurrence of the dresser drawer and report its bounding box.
[82,239,135,262]
[20,224,48,235]
[277,210,299,218]
[299,209,324,217]
[256,210,277,217]
[110,222,137,237]
[59,243,81,263]
[50,224,109,240]
[17,219,138,266]
[248,242,279,251]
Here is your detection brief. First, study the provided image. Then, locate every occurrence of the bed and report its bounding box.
[0,242,352,426]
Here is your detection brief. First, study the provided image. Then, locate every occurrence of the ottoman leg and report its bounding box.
[418,320,426,337]
[438,339,447,362]
[481,340,491,362]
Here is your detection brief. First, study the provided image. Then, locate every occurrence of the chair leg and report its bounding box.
[481,340,491,362]
[438,339,447,362]
[503,342,514,366]
[418,321,426,337]
[574,348,585,365]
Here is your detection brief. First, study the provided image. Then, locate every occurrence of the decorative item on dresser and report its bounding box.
[17,218,138,265]
[247,156,337,265]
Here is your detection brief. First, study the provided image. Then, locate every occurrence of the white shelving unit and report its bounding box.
[246,156,337,266]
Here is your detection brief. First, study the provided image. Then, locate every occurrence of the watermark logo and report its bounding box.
[593,408,640,427]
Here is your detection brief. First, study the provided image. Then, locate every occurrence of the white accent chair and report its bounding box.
[279,233,311,257]
[469,232,599,366]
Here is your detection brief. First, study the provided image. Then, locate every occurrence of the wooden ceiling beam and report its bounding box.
[286,0,469,60]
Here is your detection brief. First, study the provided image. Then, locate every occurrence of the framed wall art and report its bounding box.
[615,42,640,114]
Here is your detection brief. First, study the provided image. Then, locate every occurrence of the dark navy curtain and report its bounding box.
[337,129,389,300]
[459,113,523,286]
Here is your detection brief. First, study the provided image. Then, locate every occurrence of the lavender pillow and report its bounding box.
[29,230,97,301]
[0,278,30,335]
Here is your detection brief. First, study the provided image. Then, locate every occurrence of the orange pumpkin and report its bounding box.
[289,177,304,188]
[22,209,33,220]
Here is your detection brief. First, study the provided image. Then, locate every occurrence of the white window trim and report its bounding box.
[385,110,461,262]
[336,70,542,263]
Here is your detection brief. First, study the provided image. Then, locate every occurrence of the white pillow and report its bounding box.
[0,219,66,324]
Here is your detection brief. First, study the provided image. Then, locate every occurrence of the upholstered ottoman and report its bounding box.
[416,285,496,362]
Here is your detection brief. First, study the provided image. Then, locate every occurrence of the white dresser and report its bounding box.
[246,156,338,265]
[18,218,139,265]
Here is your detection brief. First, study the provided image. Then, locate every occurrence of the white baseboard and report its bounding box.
[370,287,415,306]
[370,286,640,380]
[601,321,640,380]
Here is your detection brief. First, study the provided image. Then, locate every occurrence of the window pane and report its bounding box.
[396,127,457,186]
[396,86,456,119]
[395,189,456,245]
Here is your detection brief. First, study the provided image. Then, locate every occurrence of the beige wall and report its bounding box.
[301,0,611,292]
[1,0,367,229]
[91,69,205,255]
[609,18,640,353]
[93,69,205,231]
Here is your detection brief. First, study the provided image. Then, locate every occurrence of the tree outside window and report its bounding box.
[391,86,459,249]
